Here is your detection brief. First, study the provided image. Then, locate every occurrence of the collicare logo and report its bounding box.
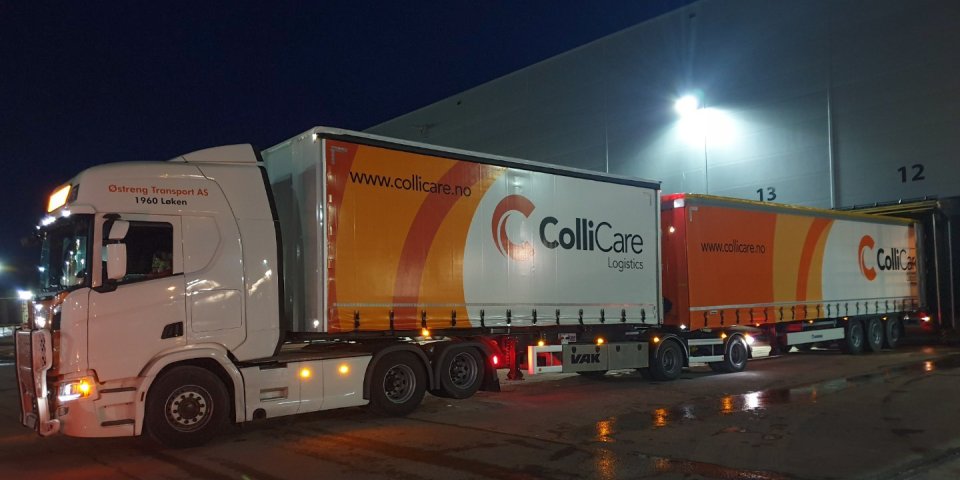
[858,235,877,281]
[492,195,536,262]
[858,234,916,281]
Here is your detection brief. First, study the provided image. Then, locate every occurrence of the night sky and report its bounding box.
[0,1,693,293]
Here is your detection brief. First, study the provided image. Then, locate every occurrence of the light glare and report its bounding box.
[674,95,700,117]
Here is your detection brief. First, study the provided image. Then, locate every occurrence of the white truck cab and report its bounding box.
[20,145,309,443]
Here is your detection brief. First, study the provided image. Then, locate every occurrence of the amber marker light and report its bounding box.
[652,336,660,343]
[721,332,728,340]
[47,184,71,212]
[299,368,312,379]
[338,364,350,376]
[421,328,431,337]
[537,339,546,347]
[596,337,605,345]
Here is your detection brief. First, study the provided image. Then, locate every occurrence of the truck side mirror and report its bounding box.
[104,219,130,281]
[106,243,127,280]
[107,220,130,240]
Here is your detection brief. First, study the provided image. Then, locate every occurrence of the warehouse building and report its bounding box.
[369,0,959,327]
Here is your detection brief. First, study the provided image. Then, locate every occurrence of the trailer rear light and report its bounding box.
[338,364,350,376]
[921,315,932,322]
[57,378,94,402]
[744,334,755,345]
[491,355,500,366]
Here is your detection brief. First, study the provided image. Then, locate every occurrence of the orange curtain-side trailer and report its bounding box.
[661,194,923,332]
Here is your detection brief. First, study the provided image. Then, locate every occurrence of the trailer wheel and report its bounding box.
[710,336,748,374]
[433,348,484,399]
[369,352,426,416]
[841,320,865,354]
[650,340,683,381]
[145,366,229,448]
[864,317,883,352]
[884,317,902,349]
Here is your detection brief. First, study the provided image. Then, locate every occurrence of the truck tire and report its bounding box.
[710,336,748,374]
[841,320,865,354]
[864,317,883,352]
[884,317,902,349]
[433,347,484,399]
[369,352,427,416]
[650,340,683,381]
[145,365,229,448]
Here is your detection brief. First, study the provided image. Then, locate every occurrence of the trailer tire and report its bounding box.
[433,347,484,399]
[369,352,426,416]
[884,317,902,349]
[650,340,683,381]
[712,336,748,373]
[145,366,229,448]
[864,317,883,352]
[841,320,865,354]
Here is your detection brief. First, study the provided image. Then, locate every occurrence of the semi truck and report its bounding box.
[15,127,923,447]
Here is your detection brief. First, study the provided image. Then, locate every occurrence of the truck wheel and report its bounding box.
[864,317,883,352]
[841,320,865,354]
[650,340,683,381]
[712,336,748,373]
[433,348,483,399]
[884,317,902,349]
[146,366,229,448]
[369,352,426,416]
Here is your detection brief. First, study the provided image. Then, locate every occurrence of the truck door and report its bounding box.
[88,214,186,382]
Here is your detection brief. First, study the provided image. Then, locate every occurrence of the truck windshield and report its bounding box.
[39,214,93,294]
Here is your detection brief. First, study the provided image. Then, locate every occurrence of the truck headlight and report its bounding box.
[58,378,95,402]
[33,303,48,329]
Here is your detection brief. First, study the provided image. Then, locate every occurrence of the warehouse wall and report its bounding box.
[368,0,960,209]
